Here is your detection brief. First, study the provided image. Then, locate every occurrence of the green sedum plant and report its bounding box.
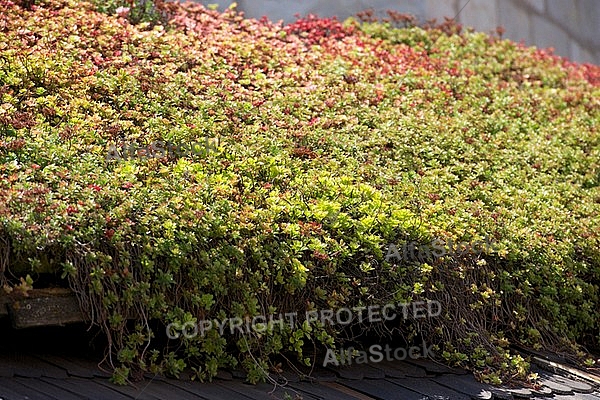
[0,0,599,385]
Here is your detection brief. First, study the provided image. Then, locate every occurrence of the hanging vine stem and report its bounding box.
[238,332,305,399]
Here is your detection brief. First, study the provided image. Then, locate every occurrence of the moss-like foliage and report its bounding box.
[1,0,599,386]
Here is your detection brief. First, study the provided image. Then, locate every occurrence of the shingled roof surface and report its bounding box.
[1,323,599,400]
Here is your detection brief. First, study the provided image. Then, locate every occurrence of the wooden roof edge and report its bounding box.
[0,288,87,329]
[532,356,600,386]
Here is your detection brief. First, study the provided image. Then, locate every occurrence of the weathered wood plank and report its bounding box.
[5,288,87,329]
[333,379,423,400]
[35,354,101,379]
[433,374,494,399]
[40,377,132,400]
[164,379,258,400]
[15,377,85,400]
[289,381,363,400]
[1,353,68,378]
[533,357,600,386]
[0,377,56,400]
[385,377,472,400]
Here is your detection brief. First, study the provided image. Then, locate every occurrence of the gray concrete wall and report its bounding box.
[196,0,599,65]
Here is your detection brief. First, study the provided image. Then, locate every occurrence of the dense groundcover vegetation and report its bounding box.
[1,0,599,385]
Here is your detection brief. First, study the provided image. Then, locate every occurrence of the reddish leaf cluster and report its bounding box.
[284,14,355,45]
